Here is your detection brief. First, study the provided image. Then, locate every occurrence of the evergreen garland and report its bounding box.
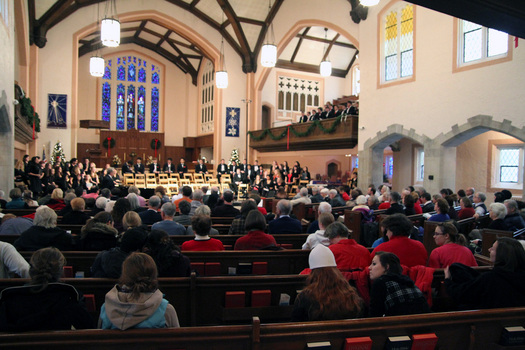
[19,96,41,132]
[247,116,342,141]
[102,137,116,149]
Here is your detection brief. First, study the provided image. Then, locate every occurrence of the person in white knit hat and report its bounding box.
[291,245,363,322]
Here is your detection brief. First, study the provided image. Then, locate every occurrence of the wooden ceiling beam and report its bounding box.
[323,33,339,61]
[300,34,356,49]
[134,21,147,40]
[275,60,347,78]
[238,17,265,26]
[290,27,310,64]
[253,0,284,59]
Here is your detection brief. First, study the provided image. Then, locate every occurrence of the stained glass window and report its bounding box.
[151,87,159,132]
[117,65,125,81]
[138,68,146,83]
[102,55,161,132]
[127,85,135,130]
[102,82,111,122]
[383,4,413,82]
[103,60,112,80]
[128,63,136,82]
[152,72,159,84]
[137,86,146,131]
[116,84,125,130]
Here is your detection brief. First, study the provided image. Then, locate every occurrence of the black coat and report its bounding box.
[14,226,73,251]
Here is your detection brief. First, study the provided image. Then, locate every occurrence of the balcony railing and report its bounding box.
[248,116,358,152]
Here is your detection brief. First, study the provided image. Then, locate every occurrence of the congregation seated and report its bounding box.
[384,192,404,215]
[143,230,191,277]
[371,214,428,267]
[445,237,525,309]
[189,189,204,217]
[487,202,508,231]
[0,241,29,278]
[151,202,186,236]
[181,215,224,251]
[268,200,302,235]
[302,212,334,250]
[211,190,240,217]
[128,185,146,206]
[91,227,149,278]
[112,197,131,233]
[61,197,91,225]
[457,196,475,220]
[14,206,73,251]
[173,200,192,225]
[427,198,450,222]
[173,185,192,211]
[309,186,324,204]
[228,199,258,235]
[306,202,332,234]
[79,211,118,251]
[504,199,525,231]
[5,188,26,209]
[326,222,371,271]
[0,214,32,235]
[420,192,434,213]
[427,222,477,268]
[369,252,430,317]
[290,187,311,206]
[292,245,363,322]
[185,205,219,236]
[57,192,76,216]
[0,247,93,332]
[99,252,180,329]
[328,189,345,207]
[127,193,146,213]
[138,196,162,225]
[234,210,277,250]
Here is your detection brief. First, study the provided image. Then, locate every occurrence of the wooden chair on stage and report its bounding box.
[123,173,135,186]
[168,183,179,196]
[170,173,181,182]
[134,174,146,188]
[179,179,191,187]
[237,184,248,201]
[204,174,214,183]
[146,174,157,189]
[220,183,231,193]
[194,174,204,184]
[184,173,193,181]
[208,178,219,185]
[158,174,169,186]
[299,180,309,187]
[221,174,231,184]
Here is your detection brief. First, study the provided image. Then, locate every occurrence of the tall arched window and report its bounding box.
[200,60,214,134]
[352,65,360,95]
[101,54,162,132]
[380,3,414,84]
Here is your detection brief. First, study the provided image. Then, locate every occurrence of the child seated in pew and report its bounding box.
[99,252,180,329]
[0,247,94,331]
[292,245,363,322]
[143,229,191,277]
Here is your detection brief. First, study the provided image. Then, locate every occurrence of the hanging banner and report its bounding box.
[47,94,67,129]
[225,107,240,137]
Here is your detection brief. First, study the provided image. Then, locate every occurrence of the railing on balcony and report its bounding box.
[248,116,358,152]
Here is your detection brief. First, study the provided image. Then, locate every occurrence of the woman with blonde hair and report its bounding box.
[99,252,179,329]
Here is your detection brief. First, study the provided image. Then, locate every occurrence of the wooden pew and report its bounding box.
[18,250,310,277]
[0,307,524,349]
[481,228,513,256]
[0,208,37,216]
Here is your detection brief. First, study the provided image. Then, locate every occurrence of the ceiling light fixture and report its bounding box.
[260,0,277,68]
[360,0,380,6]
[216,15,228,89]
[90,2,104,77]
[320,28,332,77]
[101,0,120,47]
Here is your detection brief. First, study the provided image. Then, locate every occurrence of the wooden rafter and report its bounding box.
[290,27,310,64]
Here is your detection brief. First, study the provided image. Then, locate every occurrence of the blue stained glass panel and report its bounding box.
[138,68,146,83]
[152,72,159,84]
[117,65,125,81]
[152,65,155,71]
[128,64,136,81]
[127,85,136,130]
[144,61,147,67]
[151,87,159,132]
[117,57,120,64]
[102,82,111,122]
[103,66,111,80]
[116,84,125,130]
[137,86,146,131]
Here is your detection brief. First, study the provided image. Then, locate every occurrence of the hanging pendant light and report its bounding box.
[90,55,105,77]
[101,0,120,47]
[360,0,380,6]
[216,15,228,89]
[260,0,277,67]
[320,28,332,77]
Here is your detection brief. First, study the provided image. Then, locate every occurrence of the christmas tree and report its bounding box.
[228,148,240,166]
[51,140,67,166]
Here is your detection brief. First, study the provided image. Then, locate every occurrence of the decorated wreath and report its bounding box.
[150,138,162,150]
[102,137,116,149]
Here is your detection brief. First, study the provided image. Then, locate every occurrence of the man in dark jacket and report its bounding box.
[211,190,240,217]
[61,198,91,225]
[138,195,162,225]
[268,199,302,235]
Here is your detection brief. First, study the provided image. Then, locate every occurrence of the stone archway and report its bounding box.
[359,124,431,190]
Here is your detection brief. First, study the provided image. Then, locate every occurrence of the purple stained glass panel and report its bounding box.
[103,66,111,80]
[116,84,125,130]
[152,72,159,84]
[127,85,136,130]
[128,63,136,81]
[102,82,111,122]
[151,87,159,132]
[138,68,146,83]
[117,65,125,81]
[137,86,146,131]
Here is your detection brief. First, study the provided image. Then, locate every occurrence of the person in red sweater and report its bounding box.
[326,222,371,271]
[457,197,475,220]
[378,192,391,210]
[181,215,224,251]
[427,222,477,268]
[234,210,277,250]
[371,214,428,267]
